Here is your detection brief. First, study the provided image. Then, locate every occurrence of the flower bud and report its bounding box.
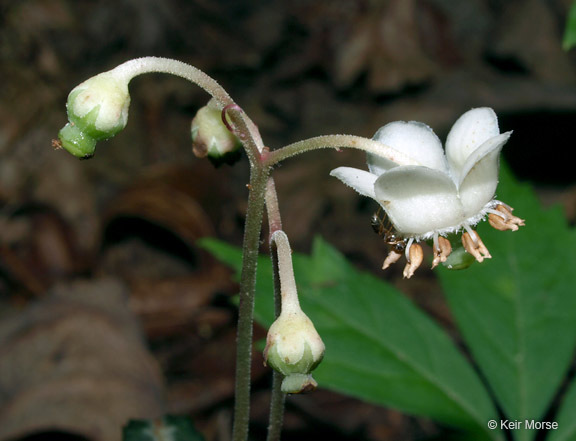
[264,307,325,394]
[58,71,130,158]
[191,100,242,166]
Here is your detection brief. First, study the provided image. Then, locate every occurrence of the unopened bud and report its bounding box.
[191,100,242,166]
[58,71,130,158]
[264,308,325,394]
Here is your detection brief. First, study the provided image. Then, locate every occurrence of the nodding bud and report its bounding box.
[191,100,242,166]
[264,230,325,394]
[264,306,325,394]
[58,71,130,158]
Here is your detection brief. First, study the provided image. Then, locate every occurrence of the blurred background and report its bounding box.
[1,1,575,440]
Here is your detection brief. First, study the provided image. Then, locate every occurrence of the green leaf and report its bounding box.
[438,167,576,441]
[563,1,576,50]
[200,238,502,440]
[123,416,205,441]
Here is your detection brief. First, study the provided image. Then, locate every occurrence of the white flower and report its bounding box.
[330,107,524,277]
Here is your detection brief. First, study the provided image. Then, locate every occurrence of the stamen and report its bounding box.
[463,223,479,246]
[382,249,402,270]
[488,204,525,231]
[403,243,423,279]
[405,237,414,262]
[433,232,440,252]
[462,229,491,262]
[431,236,452,269]
[486,208,507,220]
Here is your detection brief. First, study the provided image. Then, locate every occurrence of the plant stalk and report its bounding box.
[266,371,285,441]
[263,134,420,168]
[232,164,270,441]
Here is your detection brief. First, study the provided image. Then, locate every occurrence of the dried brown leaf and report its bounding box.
[0,278,164,441]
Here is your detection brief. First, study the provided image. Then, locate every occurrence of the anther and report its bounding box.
[463,224,479,246]
[431,236,452,269]
[462,230,491,262]
[382,249,402,270]
[488,204,525,231]
[403,243,423,279]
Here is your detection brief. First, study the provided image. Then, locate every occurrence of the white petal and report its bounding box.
[457,131,511,186]
[330,167,377,199]
[458,132,511,217]
[445,108,500,172]
[374,166,465,236]
[368,121,448,175]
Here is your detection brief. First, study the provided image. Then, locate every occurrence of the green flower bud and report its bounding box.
[58,71,130,158]
[264,308,325,394]
[191,100,242,166]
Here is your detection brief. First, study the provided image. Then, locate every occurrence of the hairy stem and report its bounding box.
[263,134,420,168]
[114,57,233,106]
[233,165,270,441]
[270,230,298,309]
[265,177,282,235]
[266,371,286,441]
[111,56,263,163]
